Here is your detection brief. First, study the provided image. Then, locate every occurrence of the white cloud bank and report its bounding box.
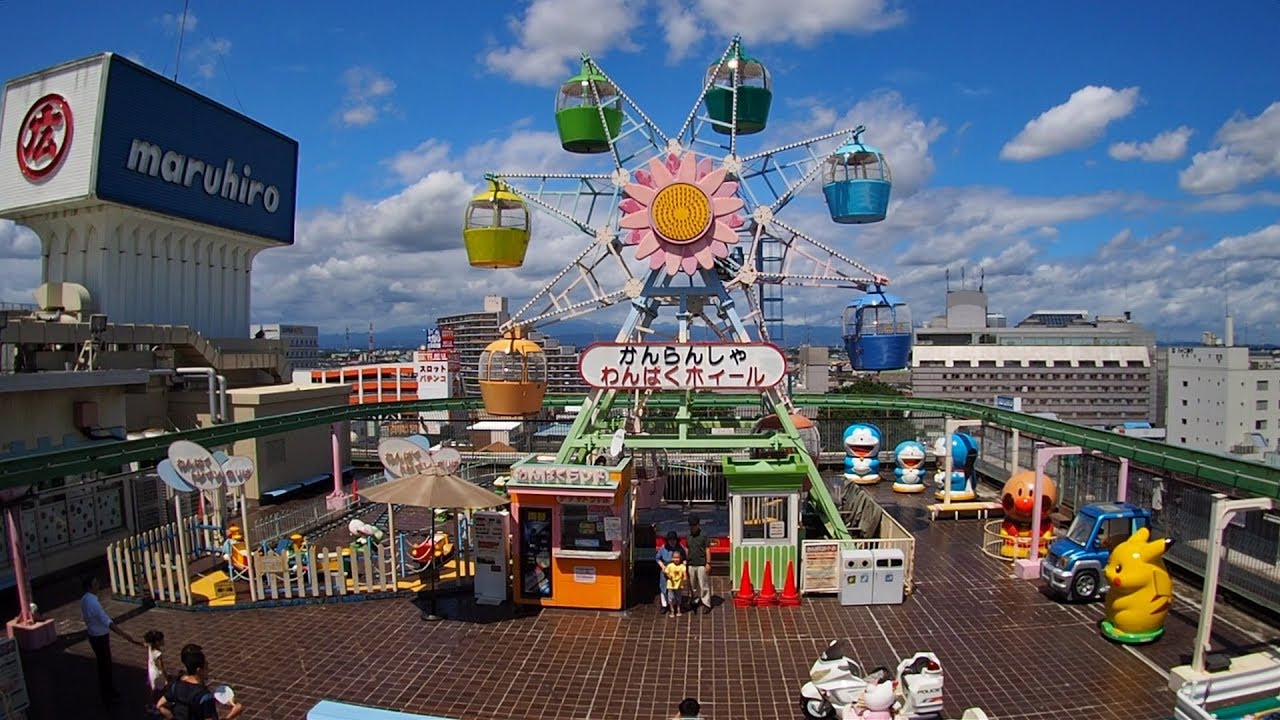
[1001,86,1141,162]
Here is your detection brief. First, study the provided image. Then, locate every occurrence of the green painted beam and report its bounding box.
[2,393,1278,501]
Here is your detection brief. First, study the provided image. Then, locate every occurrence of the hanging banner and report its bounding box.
[578,342,787,391]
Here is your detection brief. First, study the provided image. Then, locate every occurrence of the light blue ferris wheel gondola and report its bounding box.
[843,289,912,371]
[822,131,892,224]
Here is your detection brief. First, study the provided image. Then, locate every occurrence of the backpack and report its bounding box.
[164,678,215,720]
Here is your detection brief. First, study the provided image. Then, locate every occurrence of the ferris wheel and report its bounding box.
[461,36,910,424]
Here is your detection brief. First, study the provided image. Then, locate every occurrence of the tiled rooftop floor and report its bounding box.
[21,481,1280,720]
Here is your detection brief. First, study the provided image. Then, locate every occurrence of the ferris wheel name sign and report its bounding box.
[579,342,787,391]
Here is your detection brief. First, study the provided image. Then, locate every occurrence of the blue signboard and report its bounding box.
[93,55,298,244]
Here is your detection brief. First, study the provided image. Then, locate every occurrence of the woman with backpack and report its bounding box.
[156,644,244,720]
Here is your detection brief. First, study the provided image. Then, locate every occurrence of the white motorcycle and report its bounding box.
[800,641,947,719]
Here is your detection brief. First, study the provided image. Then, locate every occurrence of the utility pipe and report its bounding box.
[216,374,229,424]
[176,367,225,424]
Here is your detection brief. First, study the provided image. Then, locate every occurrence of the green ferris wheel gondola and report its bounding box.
[555,63,624,154]
[703,49,772,135]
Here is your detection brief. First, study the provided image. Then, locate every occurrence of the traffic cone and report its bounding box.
[733,559,756,607]
[779,559,801,607]
[757,560,779,606]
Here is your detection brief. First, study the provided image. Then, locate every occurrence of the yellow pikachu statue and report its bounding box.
[1101,526,1174,644]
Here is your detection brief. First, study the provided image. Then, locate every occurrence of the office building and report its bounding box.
[437,295,585,397]
[1165,320,1280,461]
[911,288,1156,427]
[252,323,320,369]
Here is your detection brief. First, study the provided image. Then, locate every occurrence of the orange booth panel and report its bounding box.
[508,459,633,611]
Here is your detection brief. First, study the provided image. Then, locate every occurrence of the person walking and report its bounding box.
[685,516,712,614]
[80,575,141,704]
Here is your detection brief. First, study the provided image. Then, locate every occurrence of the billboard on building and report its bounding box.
[0,56,105,214]
[0,53,298,244]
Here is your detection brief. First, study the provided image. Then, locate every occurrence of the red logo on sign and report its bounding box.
[16,94,73,181]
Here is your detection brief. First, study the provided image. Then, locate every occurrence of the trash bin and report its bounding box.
[839,549,874,606]
[870,548,905,605]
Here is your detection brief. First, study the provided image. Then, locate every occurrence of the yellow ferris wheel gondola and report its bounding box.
[463,181,531,269]
[478,327,547,416]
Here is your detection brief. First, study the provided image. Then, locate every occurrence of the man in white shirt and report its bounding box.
[81,575,140,704]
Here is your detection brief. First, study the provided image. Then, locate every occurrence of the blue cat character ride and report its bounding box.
[932,432,979,501]
[842,423,883,485]
[892,440,927,494]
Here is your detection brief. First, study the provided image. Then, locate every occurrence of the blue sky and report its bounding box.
[1,0,1279,342]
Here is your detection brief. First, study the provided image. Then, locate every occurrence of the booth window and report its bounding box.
[561,504,612,551]
[741,495,790,541]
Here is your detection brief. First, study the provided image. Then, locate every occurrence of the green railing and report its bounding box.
[2,394,1278,500]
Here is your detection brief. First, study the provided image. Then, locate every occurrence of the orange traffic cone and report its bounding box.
[733,559,756,607]
[757,559,779,606]
[779,559,801,607]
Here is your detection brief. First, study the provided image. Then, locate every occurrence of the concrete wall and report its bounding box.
[223,384,352,499]
[0,385,129,455]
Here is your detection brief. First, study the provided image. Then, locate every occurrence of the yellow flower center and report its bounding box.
[649,182,711,244]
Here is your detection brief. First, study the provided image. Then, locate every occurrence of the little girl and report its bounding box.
[144,630,168,708]
[664,551,688,617]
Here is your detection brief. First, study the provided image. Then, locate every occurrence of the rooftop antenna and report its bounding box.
[345,325,350,351]
[979,268,985,292]
[368,322,375,352]
[945,268,950,292]
[172,0,191,82]
[961,266,966,290]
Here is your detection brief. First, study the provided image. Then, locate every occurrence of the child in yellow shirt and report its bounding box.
[664,551,688,617]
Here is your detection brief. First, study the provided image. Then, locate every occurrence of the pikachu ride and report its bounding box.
[1100,527,1175,644]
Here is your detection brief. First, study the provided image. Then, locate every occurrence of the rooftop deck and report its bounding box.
[21,483,1280,720]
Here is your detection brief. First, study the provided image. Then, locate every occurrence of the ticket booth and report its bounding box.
[506,456,633,610]
[722,454,806,594]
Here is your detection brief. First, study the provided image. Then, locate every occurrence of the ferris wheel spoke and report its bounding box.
[734,126,861,215]
[676,36,740,145]
[757,217,889,290]
[582,56,670,150]
[487,175,618,236]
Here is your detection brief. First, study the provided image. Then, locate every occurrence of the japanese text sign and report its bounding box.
[510,463,613,488]
[578,342,787,391]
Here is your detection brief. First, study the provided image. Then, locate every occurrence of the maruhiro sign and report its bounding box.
[16,94,73,180]
[579,342,787,391]
[94,55,298,244]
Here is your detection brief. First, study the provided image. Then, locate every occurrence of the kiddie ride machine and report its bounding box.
[800,640,988,720]
[843,423,884,485]
[994,470,1058,559]
[892,440,927,494]
[461,36,914,609]
[933,432,979,502]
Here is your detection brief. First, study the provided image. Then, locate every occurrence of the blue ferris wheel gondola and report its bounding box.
[822,133,891,224]
[843,289,912,371]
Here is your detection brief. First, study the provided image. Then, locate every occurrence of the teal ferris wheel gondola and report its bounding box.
[703,49,772,135]
[823,133,891,224]
[843,289,912,371]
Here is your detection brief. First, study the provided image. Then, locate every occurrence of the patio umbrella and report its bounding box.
[359,466,509,620]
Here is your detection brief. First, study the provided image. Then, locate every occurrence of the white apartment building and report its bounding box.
[1165,330,1280,460]
[251,323,320,369]
[437,296,586,397]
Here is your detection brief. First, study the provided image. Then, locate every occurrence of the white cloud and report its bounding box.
[688,0,905,46]
[185,37,231,81]
[1108,126,1192,162]
[1179,102,1280,194]
[159,11,198,34]
[657,0,704,64]
[0,220,41,305]
[483,0,641,87]
[773,91,945,199]
[338,67,397,128]
[1000,85,1141,162]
